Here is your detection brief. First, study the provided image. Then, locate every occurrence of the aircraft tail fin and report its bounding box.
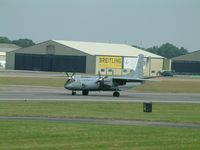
[125,54,144,78]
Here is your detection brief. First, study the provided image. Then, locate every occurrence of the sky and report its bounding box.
[0,0,200,51]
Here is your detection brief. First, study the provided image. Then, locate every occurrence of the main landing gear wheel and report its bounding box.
[82,90,89,96]
[113,91,120,97]
[72,91,76,95]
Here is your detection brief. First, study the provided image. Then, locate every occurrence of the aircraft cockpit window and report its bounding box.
[66,78,75,84]
[123,69,127,72]
[66,79,71,84]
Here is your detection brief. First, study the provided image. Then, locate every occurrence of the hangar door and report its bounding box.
[172,61,200,74]
[15,53,86,72]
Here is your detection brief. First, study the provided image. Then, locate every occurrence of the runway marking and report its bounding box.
[0,116,200,128]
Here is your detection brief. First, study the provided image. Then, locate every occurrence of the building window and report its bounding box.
[46,45,55,55]
[0,55,5,61]
[108,69,113,72]
[100,69,105,72]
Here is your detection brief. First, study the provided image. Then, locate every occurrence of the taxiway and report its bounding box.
[0,85,200,103]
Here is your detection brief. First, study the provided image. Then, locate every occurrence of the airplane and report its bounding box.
[64,54,146,97]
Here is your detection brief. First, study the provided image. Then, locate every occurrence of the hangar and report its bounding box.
[172,50,200,74]
[6,40,167,76]
[0,43,20,69]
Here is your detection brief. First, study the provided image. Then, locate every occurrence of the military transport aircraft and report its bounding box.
[64,54,146,97]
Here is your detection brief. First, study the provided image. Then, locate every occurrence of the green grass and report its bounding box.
[135,79,200,93]
[1,101,200,149]
[1,101,200,124]
[0,77,65,87]
[0,121,200,150]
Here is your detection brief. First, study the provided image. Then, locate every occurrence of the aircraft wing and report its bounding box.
[112,77,148,85]
[111,77,158,86]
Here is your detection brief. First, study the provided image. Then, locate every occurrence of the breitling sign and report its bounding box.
[97,56,122,69]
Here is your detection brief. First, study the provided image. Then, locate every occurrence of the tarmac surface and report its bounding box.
[0,85,200,103]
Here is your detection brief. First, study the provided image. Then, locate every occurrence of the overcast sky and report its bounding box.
[0,0,199,51]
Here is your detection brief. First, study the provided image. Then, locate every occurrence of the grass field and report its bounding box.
[135,77,200,93]
[1,101,200,124]
[0,101,200,149]
[0,76,64,87]
[0,121,200,150]
[0,76,200,93]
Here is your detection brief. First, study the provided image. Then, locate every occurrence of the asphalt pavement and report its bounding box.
[0,85,200,103]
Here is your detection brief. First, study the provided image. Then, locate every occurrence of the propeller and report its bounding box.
[97,71,107,87]
[65,72,76,83]
[65,72,75,78]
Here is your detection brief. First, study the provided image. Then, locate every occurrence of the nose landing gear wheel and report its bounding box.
[113,91,120,97]
[72,91,76,95]
[82,90,89,96]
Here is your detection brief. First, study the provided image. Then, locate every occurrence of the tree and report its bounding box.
[158,43,180,58]
[12,39,35,48]
[146,43,188,59]
[179,47,188,55]
[0,36,35,48]
[0,37,11,43]
[146,46,159,54]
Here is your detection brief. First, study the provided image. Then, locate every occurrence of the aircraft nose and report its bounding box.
[64,82,71,89]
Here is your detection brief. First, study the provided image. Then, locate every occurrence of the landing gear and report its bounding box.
[82,90,89,96]
[72,91,76,95]
[113,91,120,97]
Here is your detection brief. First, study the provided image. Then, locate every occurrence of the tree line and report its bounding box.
[145,43,188,59]
[132,43,188,59]
[1,36,188,58]
[0,36,35,48]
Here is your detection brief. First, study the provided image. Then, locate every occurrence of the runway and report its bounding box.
[1,85,200,103]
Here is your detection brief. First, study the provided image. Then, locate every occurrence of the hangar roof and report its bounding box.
[172,50,200,62]
[53,40,163,58]
[0,43,21,52]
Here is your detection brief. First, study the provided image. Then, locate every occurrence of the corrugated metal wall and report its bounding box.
[15,53,86,72]
[172,61,200,74]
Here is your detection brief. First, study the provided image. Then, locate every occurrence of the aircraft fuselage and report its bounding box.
[64,76,142,91]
